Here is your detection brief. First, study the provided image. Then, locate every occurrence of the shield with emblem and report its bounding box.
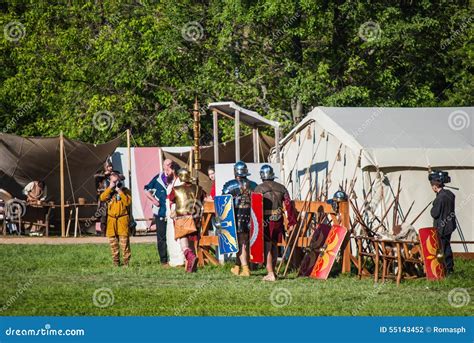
[418,227,446,280]
[214,195,239,255]
[250,192,264,264]
[310,225,348,280]
[299,223,331,277]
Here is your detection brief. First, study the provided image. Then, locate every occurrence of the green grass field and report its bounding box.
[0,243,472,316]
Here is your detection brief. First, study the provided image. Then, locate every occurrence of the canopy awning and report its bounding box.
[208,101,279,128]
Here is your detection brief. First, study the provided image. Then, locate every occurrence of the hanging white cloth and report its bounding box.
[166,177,185,266]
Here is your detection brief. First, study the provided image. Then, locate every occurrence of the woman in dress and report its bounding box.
[165,162,185,267]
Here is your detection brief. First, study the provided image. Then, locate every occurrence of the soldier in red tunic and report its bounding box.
[255,165,297,281]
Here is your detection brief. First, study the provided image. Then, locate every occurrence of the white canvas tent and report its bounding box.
[273,107,473,252]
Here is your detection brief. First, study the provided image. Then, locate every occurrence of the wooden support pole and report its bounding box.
[275,126,281,163]
[213,110,219,164]
[126,128,133,223]
[59,131,65,237]
[193,97,201,183]
[126,129,131,191]
[252,127,258,162]
[256,128,260,163]
[235,109,240,161]
[339,200,352,273]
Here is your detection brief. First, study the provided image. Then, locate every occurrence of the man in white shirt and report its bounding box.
[23,180,47,203]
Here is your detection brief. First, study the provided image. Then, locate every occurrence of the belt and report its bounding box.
[264,209,282,215]
[107,214,128,219]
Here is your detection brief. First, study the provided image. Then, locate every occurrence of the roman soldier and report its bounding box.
[168,168,205,273]
[222,161,257,277]
[254,164,297,281]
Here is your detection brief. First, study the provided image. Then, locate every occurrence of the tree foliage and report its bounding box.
[1,0,472,146]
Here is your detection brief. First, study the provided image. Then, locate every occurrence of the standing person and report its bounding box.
[95,160,114,236]
[168,169,204,273]
[144,160,171,267]
[100,172,132,267]
[429,171,456,274]
[255,165,297,281]
[205,166,216,201]
[222,161,257,277]
[166,161,185,267]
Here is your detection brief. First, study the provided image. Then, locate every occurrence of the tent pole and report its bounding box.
[213,110,219,164]
[235,109,240,161]
[60,131,65,237]
[127,129,131,191]
[252,127,258,162]
[256,128,261,163]
[193,97,201,184]
[274,126,280,163]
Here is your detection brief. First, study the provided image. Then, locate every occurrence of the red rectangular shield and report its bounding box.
[310,225,348,280]
[250,193,264,264]
[419,227,446,280]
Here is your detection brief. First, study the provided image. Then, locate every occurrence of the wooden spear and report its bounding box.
[276,134,325,275]
[410,201,433,226]
[392,175,402,228]
[346,150,362,195]
[373,196,398,232]
[276,184,312,276]
[403,200,415,222]
[324,143,343,199]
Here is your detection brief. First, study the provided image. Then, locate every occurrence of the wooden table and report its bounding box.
[65,203,99,237]
[3,202,99,237]
[14,202,55,236]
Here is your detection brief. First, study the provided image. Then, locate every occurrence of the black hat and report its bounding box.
[428,170,450,184]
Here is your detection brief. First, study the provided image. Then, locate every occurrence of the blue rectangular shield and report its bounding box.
[214,195,239,255]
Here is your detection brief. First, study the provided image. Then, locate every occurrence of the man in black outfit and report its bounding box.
[429,171,456,274]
